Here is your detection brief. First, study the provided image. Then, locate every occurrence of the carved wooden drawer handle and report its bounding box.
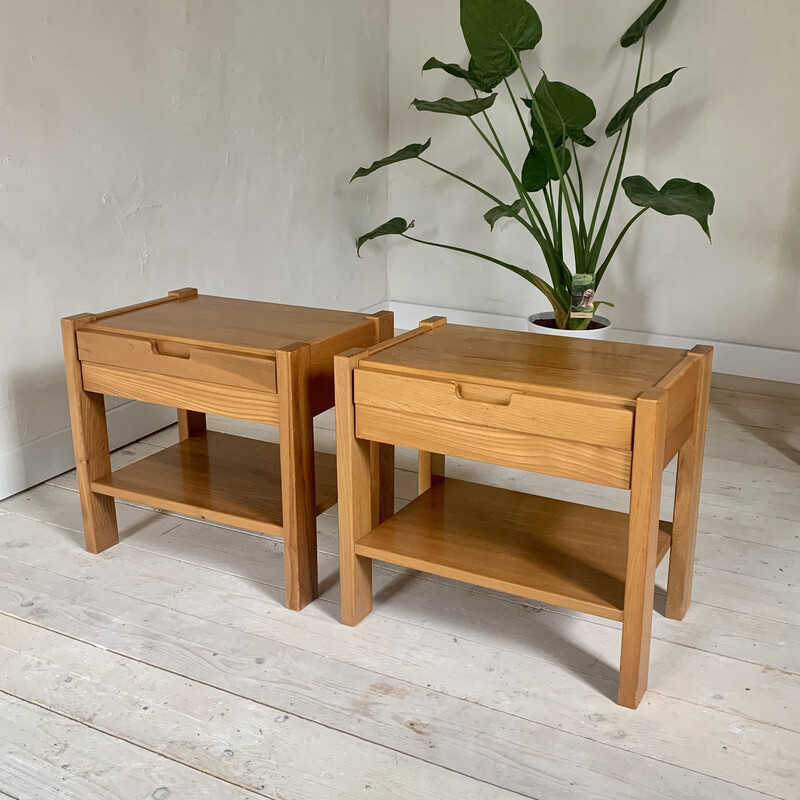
[453,382,516,407]
[149,341,191,359]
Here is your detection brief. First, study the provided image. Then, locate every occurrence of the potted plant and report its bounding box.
[351,0,715,335]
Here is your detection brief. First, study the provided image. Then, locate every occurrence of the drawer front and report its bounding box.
[354,368,634,451]
[356,405,632,489]
[77,329,276,393]
[82,362,280,426]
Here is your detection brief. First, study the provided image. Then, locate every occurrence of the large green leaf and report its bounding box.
[356,218,414,256]
[534,75,596,136]
[468,57,511,92]
[460,0,542,76]
[412,94,497,117]
[533,75,596,145]
[521,144,572,192]
[351,139,432,182]
[421,57,506,93]
[422,58,479,89]
[622,176,715,240]
[484,199,526,230]
[522,87,595,148]
[605,67,683,136]
[621,0,669,48]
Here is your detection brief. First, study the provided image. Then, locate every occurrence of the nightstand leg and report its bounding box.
[418,452,445,495]
[177,410,206,440]
[367,310,396,525]
[666,348,713,620]
[619,393,667,709]
[335,351,374,625]
[277,344,318,611]
[61,316,119,554]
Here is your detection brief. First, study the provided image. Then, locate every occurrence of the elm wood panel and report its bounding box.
[618,391,669,709]
[355,405,633,490]
[667,346,714,620]
[60,316,119,553]
[178,409,207,440]
[277,343,318,611]
[354,368,635,450]
[354,478,672,621]
[89,288,191,322]
[91,432,338,535]
[362,323,689,404]
[306,320,383,416]
[662,359,701,467]
[367,311,397,526]
[334,350,376,625]
[76,329,278,392]
[86,294,372,356]
[81,362,280,426]
[418,451,446,494]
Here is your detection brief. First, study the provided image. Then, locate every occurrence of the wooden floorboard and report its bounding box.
[1,385,798,798]
[0,692,263,799]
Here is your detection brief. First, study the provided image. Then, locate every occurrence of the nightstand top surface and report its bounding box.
[87,294,373,354]
[362,323,692,403]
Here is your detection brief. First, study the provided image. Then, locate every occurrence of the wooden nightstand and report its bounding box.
[61,288,394,610]
[335,317,712,708]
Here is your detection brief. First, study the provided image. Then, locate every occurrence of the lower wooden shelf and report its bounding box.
[355,478,672,621]
[92,431,337,535]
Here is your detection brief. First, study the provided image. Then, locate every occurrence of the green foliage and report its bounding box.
[623,177,715,240]
[412,95,498,117]
[621,0,669,48]
[522,144,571,192]
[460,0,542,76]
[356,218,414,256]
[422,57,505,93]
[351,140,431,182]
[352,0,716,329]
[605,68,684,137]
[484,199,526,229]
[533,75,596,146]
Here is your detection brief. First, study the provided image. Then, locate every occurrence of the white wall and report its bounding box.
[387,0,800,352]
[0,0,389,497]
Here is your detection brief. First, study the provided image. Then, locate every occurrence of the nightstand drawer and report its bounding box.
[77,329,277,392]
[353,367,634,450]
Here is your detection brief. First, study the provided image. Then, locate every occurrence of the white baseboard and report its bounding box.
[384,301,800,385]
[0,401,176,501]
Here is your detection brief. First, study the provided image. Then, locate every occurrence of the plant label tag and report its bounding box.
[570,274,596,319]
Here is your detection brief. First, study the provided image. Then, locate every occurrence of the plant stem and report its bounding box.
[420,156,552,247]
[419,157,504,207]
[515,55,583,272]
[505,78,533,148]
[400,232,567,323]
[587,131,622,242]
[466,115,557,259]
[588,33,647,273]
[595,208,647,286]
[570,142,587,245]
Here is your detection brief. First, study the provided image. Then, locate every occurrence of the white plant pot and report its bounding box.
[527,311,613,340]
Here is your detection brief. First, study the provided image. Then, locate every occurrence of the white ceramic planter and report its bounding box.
[527,311,613,340]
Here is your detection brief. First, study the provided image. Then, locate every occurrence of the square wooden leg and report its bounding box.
[418,451,445,495]
[371,442,395,525]
[619,392,667,709]
[366,310,396,527]
[277,343,318,611]
[335,350,374,626]
[61,316,119,554]
[666,347,713,620]
[177,410,206,441]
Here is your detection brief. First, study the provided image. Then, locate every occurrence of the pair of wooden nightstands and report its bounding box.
[62,291,711,708]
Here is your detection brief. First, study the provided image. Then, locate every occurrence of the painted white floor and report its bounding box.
[0,384,798,799]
